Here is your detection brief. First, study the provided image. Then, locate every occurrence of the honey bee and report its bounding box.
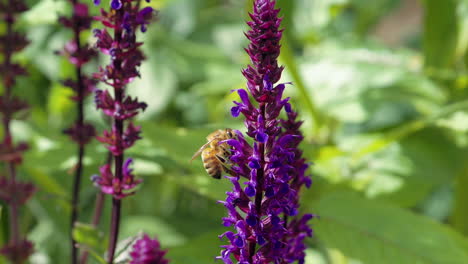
[191,128,236,179]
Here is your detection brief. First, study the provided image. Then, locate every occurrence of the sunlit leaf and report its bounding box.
[72,222,105,252]
[315,191,468,264]
[422,0,458,68]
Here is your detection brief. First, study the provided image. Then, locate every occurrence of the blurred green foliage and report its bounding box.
[2,0,468,263]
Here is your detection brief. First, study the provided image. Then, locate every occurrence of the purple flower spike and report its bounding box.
[0,0,36,262]
[218,1,312,263]
[130,234,169,264]
[92,0,157,261]
[94,0,100,5]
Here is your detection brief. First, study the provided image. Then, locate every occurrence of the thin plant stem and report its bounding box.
[249,103,266,261]
[2,1,21,253]
[79,192,106,264]
[68,0,88,262]
[280,36,323,132]
[70,146,85,264]
[106,8,125,263]
[79,152,111,264]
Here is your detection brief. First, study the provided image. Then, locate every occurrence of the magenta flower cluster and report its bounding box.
[91,0,154,199]
[130,234,170,264]
[92,158,142,199]
[218,0,313,263]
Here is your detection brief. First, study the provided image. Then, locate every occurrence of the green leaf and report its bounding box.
[72,222,106,252]
[423,0,458,68]
[168,229,225,264]
[455,0,468,58]
[120,216,186,247]
[300,41,445,129]
[348,128,465,207]
[47,83,75,123]
[21,0,68,25]
[281,35,323,131]
[314,191,468,264]
[129,49,178,120]
[451,164,468,236]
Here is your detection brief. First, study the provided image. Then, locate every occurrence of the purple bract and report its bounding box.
[129,234,169,264]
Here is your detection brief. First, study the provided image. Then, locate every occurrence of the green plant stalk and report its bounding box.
[280,35,323,132]
[352,99,468,161]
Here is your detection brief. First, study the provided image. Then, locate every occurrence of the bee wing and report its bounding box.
[190,140,214,163]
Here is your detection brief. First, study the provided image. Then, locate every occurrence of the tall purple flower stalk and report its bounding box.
[218,1,313,263]
[92,0,154,262]
[58,2,97,263]
[0,0,36,262]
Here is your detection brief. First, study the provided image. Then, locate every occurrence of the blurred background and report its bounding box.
[2,0,468,263]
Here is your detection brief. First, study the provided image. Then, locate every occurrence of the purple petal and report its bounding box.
[111,0,122,9]
[237,89,250,104]
[139,6,153,15]
[245,184,255,197]
[279,182,289,194]
[257,235,266,245]
[231,106,241,117]
[255,131,268,143]
[246,214,257,227]
[263,74,273,91]
[235,236,244,248]
[284,102,292,113]
[265,186,274,197]
[248,159,261,169]
[271,214,280,226]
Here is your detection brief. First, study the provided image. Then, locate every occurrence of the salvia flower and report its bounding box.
[92,0,155,261]
[58,1,98,262]
[218,1,312,263]
[92,158,141,199]
[92,0,154,199]
[129,234,169,264]
[0,0,36,261]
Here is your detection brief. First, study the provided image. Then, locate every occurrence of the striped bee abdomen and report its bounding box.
[202,148,223,179]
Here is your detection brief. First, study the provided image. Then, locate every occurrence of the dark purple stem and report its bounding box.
[79,153,110,264]
[3,6,21,254]
[65,0,94,261]
[70,15,86,264]
[70,146,84,264]
[106,9,125,263]
[249,103,266,260]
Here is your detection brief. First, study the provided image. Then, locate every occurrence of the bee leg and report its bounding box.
[215,154,226,163]
[215,154,234,176]
[221,164,234,176]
